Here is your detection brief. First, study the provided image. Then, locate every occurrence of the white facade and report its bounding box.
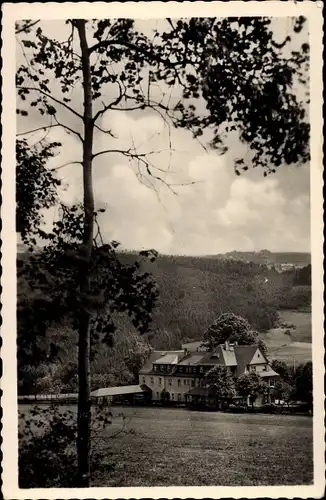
[141,373,199,402]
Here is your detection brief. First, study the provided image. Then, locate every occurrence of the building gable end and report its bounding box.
[249,347,268,365]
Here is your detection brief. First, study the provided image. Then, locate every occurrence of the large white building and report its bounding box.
[139,341,279,405]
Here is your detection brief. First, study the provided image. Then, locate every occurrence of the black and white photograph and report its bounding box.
[1,2,324,498]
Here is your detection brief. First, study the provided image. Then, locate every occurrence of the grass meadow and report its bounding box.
[261,310,312,364]
[19,405,313,487]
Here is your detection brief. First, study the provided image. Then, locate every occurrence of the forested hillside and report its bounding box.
[117,253,311,349]
[17,250,311,394]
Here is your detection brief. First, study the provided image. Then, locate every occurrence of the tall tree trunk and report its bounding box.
[75,19,94,487]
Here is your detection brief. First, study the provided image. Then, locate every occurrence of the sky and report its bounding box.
[16,17,311,256]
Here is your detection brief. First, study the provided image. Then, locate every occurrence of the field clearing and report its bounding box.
[279,310,312,343]
[261,310,312,363]
[19,405,313,487]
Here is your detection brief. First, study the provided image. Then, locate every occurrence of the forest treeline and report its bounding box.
[18,251,311,395]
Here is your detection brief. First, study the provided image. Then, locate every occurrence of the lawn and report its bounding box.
[260,309,312,364]
[94,406,313,486]
[19,404,312,487]
[279,310,312,343]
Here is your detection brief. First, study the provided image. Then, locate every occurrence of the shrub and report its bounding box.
[19,403,129,488]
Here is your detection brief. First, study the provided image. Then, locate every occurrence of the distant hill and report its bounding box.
[205,250,310,267]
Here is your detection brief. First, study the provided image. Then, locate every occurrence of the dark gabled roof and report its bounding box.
[234,345,260,376]
[178,353,207,365]
[140,345,270,377]
[199,345,238,367]
[259,368,279,378]
[139,351,168,374]
[200,348,225,366]
[234,345,258,365]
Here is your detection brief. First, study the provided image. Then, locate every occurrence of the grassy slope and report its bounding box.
[261,310,312,363]
[100,409,312,486]
[19,405,313,487]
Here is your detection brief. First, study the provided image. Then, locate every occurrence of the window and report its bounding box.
[159,378,162,385]
[193,367,197,373]
[150,377,154,384]
[168,378,172,386]
[157,392,159,398]
[154,365,158,372]
[184,380,187,385]
[172,393,175,400]
[250,365,256,372]
[142,377,146,384]
[179,366,183,372]
[200,367,204,373]
[191,380,195,387]
[178,379,181,387]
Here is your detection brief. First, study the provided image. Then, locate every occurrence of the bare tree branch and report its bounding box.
[52,114,84,142]
[92,147,175,161]
[17,124,63,137]
[92,81,125,124]
[50,161,83,171]
[17,121,83,142]
[93,124,116,137]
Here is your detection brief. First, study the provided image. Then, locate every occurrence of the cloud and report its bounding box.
[33,107,310,255]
